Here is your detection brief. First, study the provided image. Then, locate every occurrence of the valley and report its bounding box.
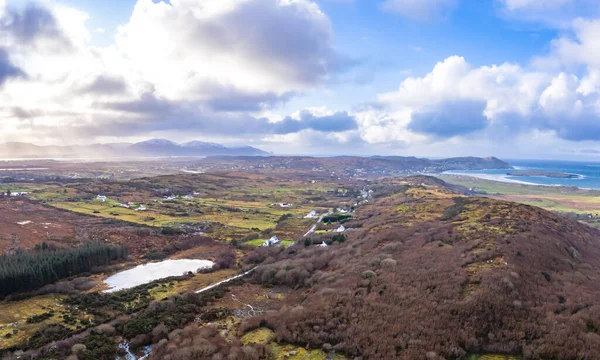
[0,160,598,359]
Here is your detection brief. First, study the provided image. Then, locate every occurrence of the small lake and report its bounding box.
[104,259,214,293]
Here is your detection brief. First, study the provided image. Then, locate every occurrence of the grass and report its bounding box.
[244,239,295,247]
[270,343,347,360]
[240,328,274,345]
[0,295,67,349]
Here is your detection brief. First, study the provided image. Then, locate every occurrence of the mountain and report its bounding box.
[0,140,270,158]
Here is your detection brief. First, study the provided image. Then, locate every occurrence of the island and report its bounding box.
[507,171,581,179]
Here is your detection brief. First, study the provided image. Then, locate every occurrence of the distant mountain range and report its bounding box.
[0,139,270,159]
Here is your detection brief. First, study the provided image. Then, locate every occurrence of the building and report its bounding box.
[333,225,346,233]
[96,195,107,202]
[135,205,147,211]
[304,210,318,219]
[262,236,282,247]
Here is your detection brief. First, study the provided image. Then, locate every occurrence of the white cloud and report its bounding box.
[359,55,600,144]
[496,0,600,27]
[381,0,458,20]
[0,0,350,145]
[534,18,600,69]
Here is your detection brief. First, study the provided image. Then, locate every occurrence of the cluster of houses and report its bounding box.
[3,191,28,197]
[96,195,147,211]
[163,193,198,201]
[271,203,293,208]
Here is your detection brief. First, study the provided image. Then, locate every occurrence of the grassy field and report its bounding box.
[34,172,355,242]
[244,239,295,247]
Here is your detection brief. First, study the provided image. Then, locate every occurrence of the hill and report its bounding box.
[237,177,600,359]
[199,156,513,177]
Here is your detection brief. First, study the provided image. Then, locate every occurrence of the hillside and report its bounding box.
[3,175,599,360]
[236,178,600,359]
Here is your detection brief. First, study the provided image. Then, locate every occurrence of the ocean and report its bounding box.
[445,159,600,190]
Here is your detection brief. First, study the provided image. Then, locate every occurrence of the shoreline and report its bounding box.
[440,172,596,190]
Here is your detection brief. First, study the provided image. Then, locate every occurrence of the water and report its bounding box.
[104,259,214,293]
[446,159,600,190]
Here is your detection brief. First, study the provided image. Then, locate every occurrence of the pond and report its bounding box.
[104,259,214,293]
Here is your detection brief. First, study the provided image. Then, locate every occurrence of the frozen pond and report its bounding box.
[104,259,214,293]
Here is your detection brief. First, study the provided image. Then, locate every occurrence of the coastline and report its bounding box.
[442,171,541,186]
[441,172,595,191]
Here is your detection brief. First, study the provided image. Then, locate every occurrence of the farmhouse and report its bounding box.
[262,236,281,247]
[96,195,107,202]
[304,210,318,219]
[333,225,346,233]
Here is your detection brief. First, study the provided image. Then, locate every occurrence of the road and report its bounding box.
[303,213,328,237]
[195,268,256,294]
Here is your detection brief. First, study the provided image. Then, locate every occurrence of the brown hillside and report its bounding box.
[244,180,600,359]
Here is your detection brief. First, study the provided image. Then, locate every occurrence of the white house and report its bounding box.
[279,203,293,208]
[262,236,282,247]
[96,195,107,202]
[333,225,346,233]
[184,194,194,199]
[304,210,318,219]
[135,205,147,211]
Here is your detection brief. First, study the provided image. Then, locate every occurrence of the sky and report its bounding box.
[4,0,600,159]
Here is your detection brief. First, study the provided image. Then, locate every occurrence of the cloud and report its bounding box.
[79,75,127,95]
[274,110,358,134]
[115,0,342,100]
[408,100,488,138]
[366,56,600,144]
[381,0,458,20]
[534,18,600,69]
[1,3,73,52]
[0,48,25,85]
[0,0,353,145]
[496,0,600,27]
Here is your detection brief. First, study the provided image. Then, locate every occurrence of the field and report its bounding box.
[22,172,357,244]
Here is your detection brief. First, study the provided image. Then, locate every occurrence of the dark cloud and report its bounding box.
[0,48,25,85]
[274,110,358,134]
[1,4,71,51]
[408,100,488,138]
[201,83,294,112]
[80,76,127,95]
[90,93,357,138]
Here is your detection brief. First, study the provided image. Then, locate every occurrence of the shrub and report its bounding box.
[381,258,397,268]
[361,270,376,279]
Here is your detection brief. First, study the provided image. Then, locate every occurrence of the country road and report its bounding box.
[195,268,256,294]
